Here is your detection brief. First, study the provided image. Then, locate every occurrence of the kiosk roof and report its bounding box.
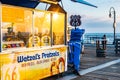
[1,0,39,8]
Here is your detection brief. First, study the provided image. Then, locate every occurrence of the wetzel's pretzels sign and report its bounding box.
[0,46,67,80]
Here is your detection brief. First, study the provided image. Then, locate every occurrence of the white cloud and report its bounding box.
[81,14,120,23]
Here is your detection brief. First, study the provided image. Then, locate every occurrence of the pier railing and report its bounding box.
[83,34,114,44]
[115,39,120,54]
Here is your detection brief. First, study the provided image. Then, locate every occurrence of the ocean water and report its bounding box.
[83,33,120,44]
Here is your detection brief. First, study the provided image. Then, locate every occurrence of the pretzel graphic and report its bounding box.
[50,57,65,75]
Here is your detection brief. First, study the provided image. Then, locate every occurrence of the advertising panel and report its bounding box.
[0,46,67,80]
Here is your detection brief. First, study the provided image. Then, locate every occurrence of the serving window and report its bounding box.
[33,11,51,47]
[52,13,65,45]
[1,5,65,51]
[2,6,32,50]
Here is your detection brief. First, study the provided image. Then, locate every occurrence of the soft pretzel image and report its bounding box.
[50,62,58,75]
[57,57,65,73]
[50,57,65,75]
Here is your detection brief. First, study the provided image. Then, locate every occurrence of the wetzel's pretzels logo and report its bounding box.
[42,51,59,58]
[17,51,60,63]
[17,54,40,63]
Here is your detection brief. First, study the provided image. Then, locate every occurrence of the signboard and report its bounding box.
[0,46,67,80]
[70,15,81,28]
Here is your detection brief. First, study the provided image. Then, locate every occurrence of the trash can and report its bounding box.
[68,42,81,71]
[68,28,85,72]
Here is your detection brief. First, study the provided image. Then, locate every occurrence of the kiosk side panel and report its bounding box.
[0,46,67,80]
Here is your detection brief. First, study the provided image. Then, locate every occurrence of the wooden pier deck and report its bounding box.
[42,44,120,80]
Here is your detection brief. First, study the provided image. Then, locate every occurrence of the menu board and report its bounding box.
[2,6,24,23]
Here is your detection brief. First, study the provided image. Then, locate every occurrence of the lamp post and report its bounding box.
[109,7,116,44]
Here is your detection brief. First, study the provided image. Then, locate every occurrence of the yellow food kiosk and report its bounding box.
[0,1,67,80]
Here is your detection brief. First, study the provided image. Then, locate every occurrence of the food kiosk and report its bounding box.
[0,2,67,80]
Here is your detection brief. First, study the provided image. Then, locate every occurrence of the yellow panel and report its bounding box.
[52,13,65,45]
[2,6,24,23]
[0,46,67,80]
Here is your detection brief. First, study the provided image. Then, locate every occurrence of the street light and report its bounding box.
[109,7,116,44]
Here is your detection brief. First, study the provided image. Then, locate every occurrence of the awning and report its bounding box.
[0,0,39,8]
[71,0,97,8]
[0,0,97,9]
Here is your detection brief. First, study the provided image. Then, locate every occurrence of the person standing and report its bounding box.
[102,34,107,50]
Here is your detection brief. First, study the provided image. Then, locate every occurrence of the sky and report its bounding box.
[36,0,120,33]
